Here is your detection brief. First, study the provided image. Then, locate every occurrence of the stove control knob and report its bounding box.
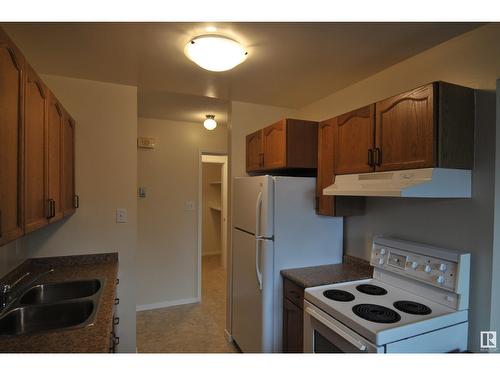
[378,258,384,265]
[439,263,447,272]
[411,261,419,270]
[424,264,432,273]
[380,248,386,255]
[436,275,445,284]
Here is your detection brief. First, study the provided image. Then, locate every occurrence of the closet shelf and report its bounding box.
[210,181,222,185]
[210,206,222,212]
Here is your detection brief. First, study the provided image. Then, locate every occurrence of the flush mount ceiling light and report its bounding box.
[184,35,248,72]
[203,115,217,130]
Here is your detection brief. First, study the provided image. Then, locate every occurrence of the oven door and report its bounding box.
[303,300,383,353]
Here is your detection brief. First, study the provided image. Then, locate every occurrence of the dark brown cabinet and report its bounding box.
[0,29,25,246]
[334,105,375,174]
[375,82,474,171]
[375,83,436,171]
[246,118,318,174]
[329,82,474,177]
[316,119,365,217]
[246,129,263,172]
[47,92,64,222]
[24,65,48,233]
[61,110,76,217]
[0,26,77,246]
[282,278,305,353]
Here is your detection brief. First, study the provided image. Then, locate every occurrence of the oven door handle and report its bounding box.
[305,306,367,352]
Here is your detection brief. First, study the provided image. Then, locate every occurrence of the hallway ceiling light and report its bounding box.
[203,115,217,130]
[185,35,248,72]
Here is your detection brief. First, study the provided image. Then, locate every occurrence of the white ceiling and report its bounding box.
[3,22,482,123]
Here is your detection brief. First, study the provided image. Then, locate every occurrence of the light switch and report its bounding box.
[185,201,196,211]
[116,208,127,223]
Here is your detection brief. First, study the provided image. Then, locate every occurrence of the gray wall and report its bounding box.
[344,91,496,351]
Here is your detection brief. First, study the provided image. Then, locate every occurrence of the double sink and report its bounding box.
[0,278,104,337]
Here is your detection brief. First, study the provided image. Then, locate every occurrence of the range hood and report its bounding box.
[323,168,471,198]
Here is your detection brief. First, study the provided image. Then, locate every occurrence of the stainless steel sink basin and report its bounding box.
[0,300,95,336]
[19,279,102,305]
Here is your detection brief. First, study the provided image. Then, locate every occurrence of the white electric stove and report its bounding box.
[303,236,471,353]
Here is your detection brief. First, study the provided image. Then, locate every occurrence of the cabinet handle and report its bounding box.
[259,153,264,167]
[73,195,79,208]
[374,147,382,166]
[47,199,55,219]
[367,149,374,167]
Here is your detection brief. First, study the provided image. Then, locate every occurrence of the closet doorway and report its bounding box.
[198,153,228,301]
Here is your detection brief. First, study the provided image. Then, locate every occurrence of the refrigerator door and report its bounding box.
[233,176,274,238]
[232,227,274,353]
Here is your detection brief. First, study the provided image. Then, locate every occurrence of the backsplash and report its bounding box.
[0,240,29,279]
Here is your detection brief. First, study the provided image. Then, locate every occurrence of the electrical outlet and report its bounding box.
[184,201,195,211]
[116,208,127,223]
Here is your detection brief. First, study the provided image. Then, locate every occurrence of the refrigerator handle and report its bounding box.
[255,191,263,290]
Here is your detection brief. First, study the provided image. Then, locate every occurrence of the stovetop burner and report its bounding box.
[323,289,355,302]
[356,284,388,296]
[394,300,432,315]
[352,304,401,324]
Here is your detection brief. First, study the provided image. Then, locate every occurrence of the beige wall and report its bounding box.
[295,23,500,352]
[0,240,28,279]
[137,118,227,309]
[21,75,138,352]
[202,163,222,256]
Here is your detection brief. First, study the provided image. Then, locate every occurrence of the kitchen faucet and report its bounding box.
[0,268,54,312]
[0,271,31,310]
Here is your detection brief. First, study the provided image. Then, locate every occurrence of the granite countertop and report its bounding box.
[0,253,118,353]
[280,255,373,288]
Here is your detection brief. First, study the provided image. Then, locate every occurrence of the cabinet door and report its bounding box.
[334,105,375,175]
[375,83,436,171]
[262,119,286,170]
[317,119,335,216]
[61,110,76,216]
[0,32,24,245]
[283,297,304,353]
[24,65,48,233]
[246,129,263,172]
[47,93,64,222]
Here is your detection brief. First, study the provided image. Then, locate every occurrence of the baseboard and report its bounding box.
[136,297,200,312]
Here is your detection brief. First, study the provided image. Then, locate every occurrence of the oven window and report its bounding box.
[314,330,342,353]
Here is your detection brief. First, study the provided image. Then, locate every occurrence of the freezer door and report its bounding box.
[231,228,274,353]
[233,176,274,237]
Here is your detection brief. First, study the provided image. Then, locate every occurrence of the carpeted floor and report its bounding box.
[136,254,238,353]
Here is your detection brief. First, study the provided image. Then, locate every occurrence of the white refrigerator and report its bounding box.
[231,175,343,353]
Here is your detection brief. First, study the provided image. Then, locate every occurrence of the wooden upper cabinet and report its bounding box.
[246,129,263,172]
[61,110,76,216]
[0,29,25,245]
[47,92,64,222]
[334,105,375,175]
[317,119,335,215]
[375,83,436,171]
[246,118,318,173]
[316,119,365,217]
[374,82,474,172]
[24,65,48,233]
[262,119,287,170]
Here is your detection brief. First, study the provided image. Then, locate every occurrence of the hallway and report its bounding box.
[136,255,238,353]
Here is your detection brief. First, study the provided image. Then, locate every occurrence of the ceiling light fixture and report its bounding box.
[184,35,248,72]
[203,115,217,130]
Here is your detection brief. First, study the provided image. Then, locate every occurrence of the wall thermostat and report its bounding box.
[137,137,156,149]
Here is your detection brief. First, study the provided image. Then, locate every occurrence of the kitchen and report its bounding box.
[0,4,500,371]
